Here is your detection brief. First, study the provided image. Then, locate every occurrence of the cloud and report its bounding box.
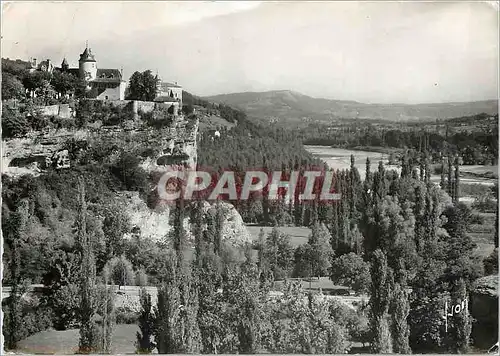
[1,2,497,104]
[1,1,262,57]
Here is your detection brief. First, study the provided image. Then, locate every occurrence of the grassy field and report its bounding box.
[16,325,139,354]
[247,225,311,247]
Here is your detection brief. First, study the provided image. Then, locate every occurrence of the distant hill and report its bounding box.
[204,90,498,124]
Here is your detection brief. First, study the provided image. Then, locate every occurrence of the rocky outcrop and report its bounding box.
[2,115,198,176]
[119,191,174,242]
[193,201,252,247]
[120,191,250,247]
[470,275,498,350]
[2,129,89,176]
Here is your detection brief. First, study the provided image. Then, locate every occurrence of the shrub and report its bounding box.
[136,269,149,287]
[50,283,81,330]
[472,197,497,213]
[110,152,148,192]
[330,253,371,294]
[483,248,498,275]
[469,213,485,225]
[103,255,136,289]
[2,106,29,138]
[136,289,156,353]
[115,307,138,325]
[2,296,54,348]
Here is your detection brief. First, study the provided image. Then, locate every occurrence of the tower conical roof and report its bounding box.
[61,58,68,66]
[79,47,96,62]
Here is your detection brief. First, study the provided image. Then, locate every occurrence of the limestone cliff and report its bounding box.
[120,192,251,247]
[2,104,250,248]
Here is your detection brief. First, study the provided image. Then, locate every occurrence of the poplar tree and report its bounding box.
[136,289,156,353]
[257,228,266,270]
[214,200,225,256]
[424,153,431,184]
[193,200,204,265]
[308,222,334,278]
[76,177,99,354]
[453,157,460,204]
[155,254,182,354]
[447,278,471,353]
[414,185,426,254]
[349,155,361,222]
[390,267,411,354]
[3,200,29,350]
[447,156,454,199]
[440,158,446,190]
[369,249,393,353]
[196,247,225,354]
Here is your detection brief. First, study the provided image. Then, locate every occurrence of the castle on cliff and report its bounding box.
[29,45,182,104]
[29,44,126,100]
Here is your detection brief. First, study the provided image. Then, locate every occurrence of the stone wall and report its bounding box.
[36,104,74,119]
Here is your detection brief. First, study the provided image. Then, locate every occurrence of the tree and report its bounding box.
[307,222,334,278]
[264,227,294,280]
[447,278,471,353]
[22,71,50,94]
[268,281,347,353]
[51,71,76,97]
[1,106,29,138]
[256,227,266,270]
[2,200,30,350]
[440,158,446,190]
[330,252,371,294]
[103,255,135,289]
[442,202,481,287]
[223,263,266,354]
[155,249,200,353]
[76,177,99,353]
[292,244,312,279]
[453,157,460,204]
[154,252,183,353]
[111,152,148,192]
[96,282,115,354]
[390,280,411,353]
[2,72,25,100]
[126,70,158,101]
[136,289,156,353]
[369,249,393,353]
[101,204,130,259]
[195,248,226,354]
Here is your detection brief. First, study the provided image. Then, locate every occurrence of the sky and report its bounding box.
[1,1,498,104]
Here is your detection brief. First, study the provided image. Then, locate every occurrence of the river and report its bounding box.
[304,145,496,186]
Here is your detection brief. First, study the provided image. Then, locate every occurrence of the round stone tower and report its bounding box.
[78,45,97,81]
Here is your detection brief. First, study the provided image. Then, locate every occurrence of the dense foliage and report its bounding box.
[1,79,495,353]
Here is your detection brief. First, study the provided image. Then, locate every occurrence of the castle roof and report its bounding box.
[160,82,182,90]
[92,68,123,83]
[79,47,96,62]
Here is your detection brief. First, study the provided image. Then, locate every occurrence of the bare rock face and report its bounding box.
[195,201,252,247]
[470,275,498,350]
[120,192,251,248]
[119,191,173,241]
